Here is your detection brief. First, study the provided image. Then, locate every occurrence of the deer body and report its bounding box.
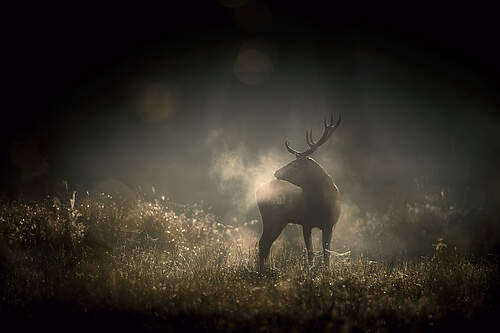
[257,114,341,271]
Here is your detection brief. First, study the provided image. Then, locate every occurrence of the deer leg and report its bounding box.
[302,225,313,265]
[258,223,285,272]
[322,226,333,267]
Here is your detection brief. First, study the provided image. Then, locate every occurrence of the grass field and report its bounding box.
[0,192,499,332]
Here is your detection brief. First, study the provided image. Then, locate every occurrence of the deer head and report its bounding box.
[274,113,341,190]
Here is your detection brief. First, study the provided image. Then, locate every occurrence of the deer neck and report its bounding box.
[300,172,335,200]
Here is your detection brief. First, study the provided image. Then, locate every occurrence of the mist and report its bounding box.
[3,4,500,259]
[4,5,500,331]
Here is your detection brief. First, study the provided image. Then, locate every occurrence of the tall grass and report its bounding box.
[0,192,498,332]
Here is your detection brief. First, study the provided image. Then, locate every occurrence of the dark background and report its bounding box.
[2,1,500,221]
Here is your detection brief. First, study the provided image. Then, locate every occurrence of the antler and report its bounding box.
[285,113,341,157]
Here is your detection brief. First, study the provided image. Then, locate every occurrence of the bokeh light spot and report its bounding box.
[233,43,273,85]
[234,2,272,33]
[135,82,182,123]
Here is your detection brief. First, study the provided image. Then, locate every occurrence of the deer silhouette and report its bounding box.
[256,114,341,271]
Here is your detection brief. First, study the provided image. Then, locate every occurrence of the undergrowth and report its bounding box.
[0,193,498,332]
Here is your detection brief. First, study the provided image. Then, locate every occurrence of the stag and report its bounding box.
[256,114,341,271]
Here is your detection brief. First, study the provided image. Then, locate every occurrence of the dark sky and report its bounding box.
[3,2,500,219]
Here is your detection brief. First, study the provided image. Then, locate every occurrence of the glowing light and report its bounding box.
[210,145,288,212]
[234,2,272,33]
[233,41,273,85]
[135,82,182,123]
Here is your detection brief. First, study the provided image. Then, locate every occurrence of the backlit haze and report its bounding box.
[3,2,500,257]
